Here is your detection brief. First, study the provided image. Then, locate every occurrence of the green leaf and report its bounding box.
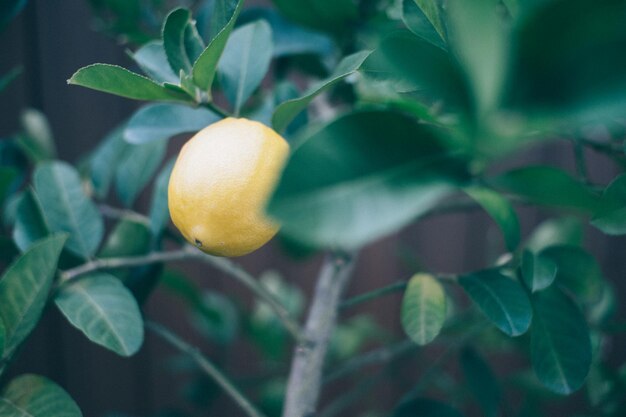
[0,167,17,207]
[130,41,178,84]
[393,398,464,417]
[465,186,520,251]
[460,347,500,417]
[89,124,130,198]
[521,250,557,293]
[218,19,273,114]
[525,217,583,252]
[16,108,56,163]
[162,8,195,75]
[540,245,603,303]
[99,218,151,259]
[192,0,244,92]
[0,374,82,417]
[149,158,175,237]
[125,104,220,144]
[272,50,371,133]
[0,321,5,357]
[401,273,447,345]
[268,110,465,249]
[68,64,191,103]
[35,161,103,258]
[459,270,532,336]
[55,273,144,356]
[591,174,626,235]
[12,188,49,252]
[0,235,66,358]
[115,140,167,207]
[271,0,358,35]
[0,67,22,93]
[531,287,592,394]
[491,166,602,213]
[191,291,239,345]
[402,0,447,50]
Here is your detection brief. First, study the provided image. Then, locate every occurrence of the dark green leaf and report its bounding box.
[16,108,56,162]
[460,347,500,417]
[35,161,103,258]
[459,270,532,336]
[465,186,520,251]
[402,0,447,50]
[115,139,167,207]
[162,8,195,74]
[0,167,17,207]
[68,64,191,103]
[521,250,557,292]
[268,110,465,249]
[401,273,447,345]
[191,291,239,345]
[131,41,178,84]
[0,0,27,29]
[525,217,583,252]
[55,273,144,356]
[491,166,602,213]
[393,397,464,417]
[591,174,626,235]
[0,67,21,93]
[271,0,358,35]
[192,0,244,92]
[541,245,603,303]
[12,188,49,252]
[272,50,371,133]
[89,124,130,198]
[0,235,66,358]
[0,374,82,417]
[531,287,592,394]
[99,218,151,259]
[149,158,175,237]
[125,104,220,144]
[218,19,273,113]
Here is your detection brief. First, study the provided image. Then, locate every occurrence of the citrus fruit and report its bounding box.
[168,117,289,257]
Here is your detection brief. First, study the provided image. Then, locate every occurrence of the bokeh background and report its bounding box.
[1,1,626,416]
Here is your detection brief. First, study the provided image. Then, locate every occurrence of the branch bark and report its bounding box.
[282,252,357,417]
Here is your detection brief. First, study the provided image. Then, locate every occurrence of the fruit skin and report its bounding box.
[168,117,289,257]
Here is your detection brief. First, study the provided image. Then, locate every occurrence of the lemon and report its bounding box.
[168,117,289,257]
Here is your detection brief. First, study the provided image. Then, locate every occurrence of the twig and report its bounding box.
[200,101,231,119]
[282,252,357,417]
[60,245,302,340]
[146,321,268,417]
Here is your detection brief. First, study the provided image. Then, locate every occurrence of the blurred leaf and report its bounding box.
[0,235,66,358]
[0,167,17,207]
[541,245,603,303]
[15,108,56,163]
[591,174,626,235]
[149,158,175,237]
[89,125,130,198]
[268,110,465,249]
[0,374,82,417]
[125,103,220,144]
[68,64,191,103]
[12,188,49,252]
[162,8,204,75]
[272,50,371,133]
[491,166,602,213]
[531,287,592,394]
[239,7,334,57]
[0,321,4,357]
[402,0,447,50]
[460,346,500,417]
[0,67,21,93]
[55,273,144,356]
[521,250,557,293]
[401,273,446,345]
[393,397,464,417]
[465,186,520,251]
[191,291,239,344]
[115,139,167,207]
[99,217,151,259]
[131,41,178,84]
[0,0,27,30]
[35,161,103,258]
[218,19,273,113]
[525,217,583,252]
[459,269,532,336]
[271,0,357,35]
[330,316,386,360]
[192,0,244,92]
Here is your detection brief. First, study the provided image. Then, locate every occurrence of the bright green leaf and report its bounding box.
[55,273,144,356]
[531,287,592,394]
[115,139,167,207]
[401,273,447,345]
[0,235,66,358]
[0,374,82,417]
[268,110,465,249]
[162,8,195,74]
[460,347,500,417]
[393,397,464,417]
[465,186,520,251]
[272,50,371,133]
[125,104,220,144]
[218,19,273,114]
[12,188,49,252]
[459,270,532,336]
[68,64,191,103]
[402,0,447,50]
[131,41,178,84]
[149,158,175,237]
[35,161,103,258]
[521,250,557,292]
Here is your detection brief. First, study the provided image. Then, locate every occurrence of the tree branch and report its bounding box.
[282,252,357,417]
[146,321,268,417]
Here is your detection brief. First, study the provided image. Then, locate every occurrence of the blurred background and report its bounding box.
[1,1,626,416]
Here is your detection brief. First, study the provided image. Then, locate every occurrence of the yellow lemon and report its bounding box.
[168,117,289,257]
